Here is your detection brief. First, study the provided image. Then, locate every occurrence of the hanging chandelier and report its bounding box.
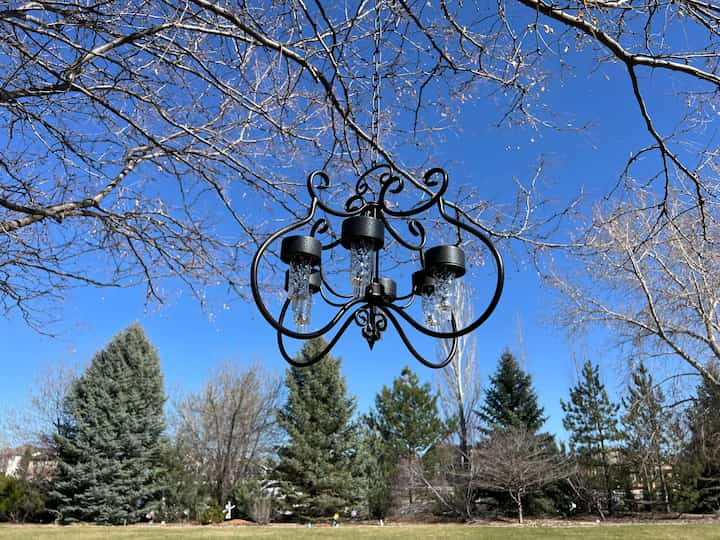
[250,163,504,368]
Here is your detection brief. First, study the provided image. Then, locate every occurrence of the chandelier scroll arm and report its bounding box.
[272,295,364,340]
[380,306,458,369]
[276,300,361,367]
[356,163,438,198]
[319,283,352,307]
[319,268,355,301]
[380,301,458,339]
[307,170,371,218]
[395,294,416,309]
[310,218,343,250]
[379,167,449,218]
[393,289,416,303]
[376,163,439,197]
[379,215,427,252]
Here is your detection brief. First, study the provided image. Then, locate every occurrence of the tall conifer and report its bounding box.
[476,350,546,433]
[51,323,166,524]
[685,370,720,512]
[620,361,671,511]
[275,338,361,519]
[368,366,445,460]
[561,360,620,514]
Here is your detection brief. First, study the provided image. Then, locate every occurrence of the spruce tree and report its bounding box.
[51,324,166,524]
[561,360,620,515]
[366,366,445,504]
[476,350,546,433]
[275,338,361,519]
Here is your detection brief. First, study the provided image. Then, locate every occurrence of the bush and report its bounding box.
[0,474,45,523]
[232,479,260,518]
[232,479,275,523]
[198,502,224,525]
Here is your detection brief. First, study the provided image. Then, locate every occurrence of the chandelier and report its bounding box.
[250,163,504,368]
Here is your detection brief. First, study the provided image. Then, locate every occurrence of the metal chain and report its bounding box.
[370,0,382,166]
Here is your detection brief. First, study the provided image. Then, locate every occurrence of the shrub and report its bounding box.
[198,502,224,525]
[0,474,45,523]
[233,478,275,523]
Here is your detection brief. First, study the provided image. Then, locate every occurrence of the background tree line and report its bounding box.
[3,323,720,524]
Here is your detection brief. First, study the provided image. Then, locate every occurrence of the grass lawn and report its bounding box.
[0,523,719,540]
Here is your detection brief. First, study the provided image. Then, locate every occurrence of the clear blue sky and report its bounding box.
[0,45,660,442]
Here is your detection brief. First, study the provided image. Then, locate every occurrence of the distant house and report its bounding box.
[0,445,55,482]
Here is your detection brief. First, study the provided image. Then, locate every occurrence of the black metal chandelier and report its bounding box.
[250,163,504,369]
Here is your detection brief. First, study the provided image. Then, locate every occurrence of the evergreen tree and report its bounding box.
[0,472,46,523]
[367,366,446,505]
[360,426,395,520]
[51,324,166,524]
[275,338,361,519]
[561,360,621,515]
[620,361,672,512]
[684,370,720,512]
[476,350,546,433]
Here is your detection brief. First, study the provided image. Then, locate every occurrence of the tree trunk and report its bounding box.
[457,402,471,519]
[511,490,524,524]
[658,463,671,514]
[598,437,613,515]
[408,455,414,505]
[458,403,468,468]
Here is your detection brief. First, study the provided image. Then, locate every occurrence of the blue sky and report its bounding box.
[0,37,666,442]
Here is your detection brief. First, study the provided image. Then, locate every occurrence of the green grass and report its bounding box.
[1,523,719,540]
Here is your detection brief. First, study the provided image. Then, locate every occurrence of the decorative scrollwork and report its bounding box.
[381,216,426,252]
[305,164,448,219]
[310,218,342,249]
[378,167,449,217]
[355,305,387,349]
[310,218,329,237]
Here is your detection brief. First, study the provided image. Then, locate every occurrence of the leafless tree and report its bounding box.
[0,360,78,449]
[433,280,482,518]
[2,1,717,327]
[473,427,572,523]
[172,362,282,504]
[564,462,609,519]
[550,181,720,387]
[438,282,481,461]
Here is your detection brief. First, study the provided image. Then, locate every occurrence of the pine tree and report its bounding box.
[561,360,621,515]
[275,338,361,519]
[51,323,166,524]
[685,371,720,512]
[367,366,445,505]
[620,361,672,512]
[476,350,546,433]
